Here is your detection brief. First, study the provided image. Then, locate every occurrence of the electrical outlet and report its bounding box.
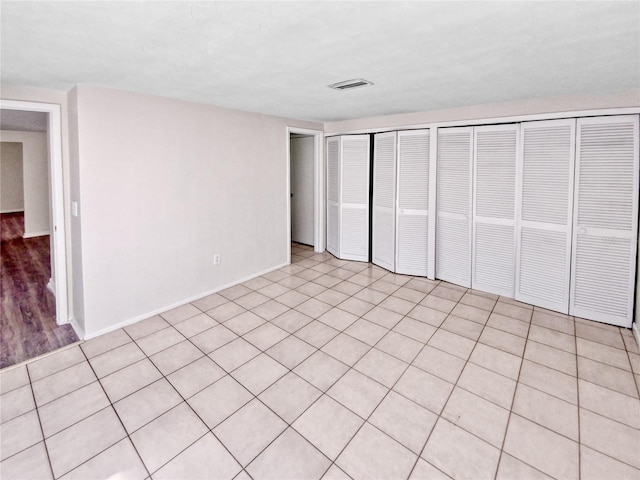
[213,254,221,265]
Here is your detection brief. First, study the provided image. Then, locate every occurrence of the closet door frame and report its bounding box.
[372,131,397,272]
[514,118,576,313]
[326,136,341,258]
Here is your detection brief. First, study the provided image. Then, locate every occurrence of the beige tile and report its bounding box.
[392,286,427,304]
[189,324,238,354]
[355,349,407,388]
[363,306,404,329]
[496,453,553,480]
[337,423,417,480]
[493,302,532,322]
[296,298,333,319]
[209,338,260,372]
[336,296,375,317]
[370,279,401,295]
[519,360,577,404]
[580,445,640,480]
[259,373,321,423]
[150,340,203,375]
[89,342,146,378]
[252,299,290,321]
[247,428,330,480]
[486,313,529,337]
[370,391,437,454]
[343,319,388,346]
[153,433,241,480]
[531,310,574,335]
[32,361,96,406]
[295,320,340,348]
[469,343,522,380]
[214,399,287,466]
[318,308,360,331]
[576,321,625,350]
[46,407,126,478]
[80,328,131,358]
[206,302,247,322]
[28,346,85,382]
[623,334,640,354]
[457,363,516,409]
[0,442,53,480]
[191,292,228,311]
[224,311,266,336]
[409,458,453,480]
[629,352,640,375]
[580,408,640,468]
[406,279,438,295]
[354,287,387,305]
[0,410,43,461]
[100,358,162,403]
[504,414,578,479]
[277,290,311,308]
[577,357,638,398]
[172,313,217,338]
[440,315,484,340]
[294,351,349,392]
[259,281,290,298]
[394,366,453,415]
[577,338,631,370]
[394,317,437,343]
[420,294,456,313]
[321,334,370,366]
[220,284,253,300]
[114,379,182,433]
[331,281,362,297]
[423,418,500,480]
[480,326,526,356]
[379,296,416,316]
[125,315,170,340]
[135,327,184,356]
[267,335,316,369]
[451,303,491,324]
[131,403,208,473]
[160,303,201,324]
[579,379,640,429]
[431,286,465,302]
[314,274,343,288]
[442,387,510,448]
[412,345,465,384]
[166,356,225,399]
[322,465,352,480]
[293,395,363,460]
[0,384,35,424]
[0,366,29,395]
[527,324,576,354]
[188,375,252,428]
[296,268,324,282]
[38,381,110,438]
[316,289,349,307]
[407,305,448,327]
[524,340,576,376]
[271,309,314,333]
[459,292,497,312]
[328,369,388,418]
[512,383,578,440]
[427,329,475,360]
[235,291,270,310]
[375,330,424,363]
[61,438,147,480]
[232,353,288,395]
[243,322,289,351]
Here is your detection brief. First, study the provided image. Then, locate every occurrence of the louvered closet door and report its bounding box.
[396,129,430,276]
[326,136,341,257]
[472,124,518,297]
[516,119,575,313]
[570,115,639,328]
[340,135,371,262]
[373,132,397,271]
[436,127,473,287]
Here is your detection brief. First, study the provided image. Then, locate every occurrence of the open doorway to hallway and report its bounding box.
[0,109,77,368]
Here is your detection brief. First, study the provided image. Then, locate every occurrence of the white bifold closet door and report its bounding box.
[372,132,397,271]
[472,124,519,297]
[570,115,639,328]
[326,134,370,262]
[515,119,575,313]
[396,129,431,277]
[436,127,473,287]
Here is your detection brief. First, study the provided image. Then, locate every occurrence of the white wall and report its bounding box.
[73,86,322,337]
[0,141,25,212]
[0,130,49,236]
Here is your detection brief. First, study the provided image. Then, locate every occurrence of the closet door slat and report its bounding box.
[570,115,639,327]
[373,132,397,271]
[326,136,341,257]
[396,129,430,276]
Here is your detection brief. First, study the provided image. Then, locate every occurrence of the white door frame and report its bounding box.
[286,127,325,260]
[0,99,69,326]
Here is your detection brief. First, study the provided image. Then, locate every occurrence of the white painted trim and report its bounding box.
[69,316,85,340]
[83,261,289,340]
[23,230,50,238]
[0,99,69,326]
[325,107,640,136]
[286,127,325,260]
[47,277,55,295]
[633,322,640,351]
[0,209,25,214]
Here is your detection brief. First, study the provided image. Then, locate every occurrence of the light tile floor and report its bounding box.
[1,243,640,480]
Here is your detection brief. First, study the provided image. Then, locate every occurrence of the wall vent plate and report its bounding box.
[328,78,374,91]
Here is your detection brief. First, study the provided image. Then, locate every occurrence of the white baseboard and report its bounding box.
[68,316,85,340]
[23,230,50,238]
[0,209,25,214]
[633,322,640,352]
[47,278,55,296]
[82,261,290,340]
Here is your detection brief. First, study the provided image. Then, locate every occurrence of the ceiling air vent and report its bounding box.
[328,78,374,91]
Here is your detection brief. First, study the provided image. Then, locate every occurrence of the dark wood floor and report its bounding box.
[1,212,78,369]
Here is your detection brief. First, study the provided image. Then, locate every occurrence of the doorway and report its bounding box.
[286,127,324,260]
[0,102,74,368]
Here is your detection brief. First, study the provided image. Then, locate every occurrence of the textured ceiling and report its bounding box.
[1,1,638,122]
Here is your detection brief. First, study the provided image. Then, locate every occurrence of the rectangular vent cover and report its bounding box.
[328,79,373,90]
